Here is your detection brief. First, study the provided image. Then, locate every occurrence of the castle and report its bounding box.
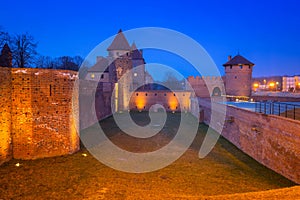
[84,29,255,112]
[0,30,254,163]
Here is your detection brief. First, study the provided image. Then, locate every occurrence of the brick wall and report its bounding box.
[129,91,191,112]
[197,98,300,184]
[79,80,113,130]
[0,68,80,162]
[224,64,252,96]
[0,67,12,164]
[251,95,300,102]
[187,76,225,98]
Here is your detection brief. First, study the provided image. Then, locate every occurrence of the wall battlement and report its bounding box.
[0,67,79,164]
[187,75,224,82]
[194,98,300,184]
[187,75,225,98]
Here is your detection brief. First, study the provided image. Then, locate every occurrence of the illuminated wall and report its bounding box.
[11,68,80,159]
[0,68,80,163]
[129,91,191,112]
[0,67,12,164]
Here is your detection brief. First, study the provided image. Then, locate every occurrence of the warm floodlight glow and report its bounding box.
[169,101,178,111]
[269,82,275,87]
[136,99,146,110]
[253,83,259,88]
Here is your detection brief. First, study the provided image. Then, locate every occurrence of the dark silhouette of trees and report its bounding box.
[163,71,185,90]
[35,55,87,71]
[35,55,55,69]
[1,26,87,71]
[0,27,11,47]
[11,33,37,68]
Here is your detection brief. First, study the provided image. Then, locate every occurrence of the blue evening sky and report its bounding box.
[1,0,299,78]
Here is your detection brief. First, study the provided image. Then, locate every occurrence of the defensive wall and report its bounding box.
[194,98,300,184]
[187,76,225,98]
[129,90,191,112]
[79,80,113,130]
[0,67,79,164]
[251,95,300,102]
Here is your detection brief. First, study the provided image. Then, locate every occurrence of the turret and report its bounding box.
[0,44,12,68]
[223,54,254,97]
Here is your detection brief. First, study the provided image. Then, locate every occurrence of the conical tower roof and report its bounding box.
[223,55,254,66]
[130,42,137,51]
[1,43,11,54]
[107,29,131,51]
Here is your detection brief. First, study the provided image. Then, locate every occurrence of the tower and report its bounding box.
[107,29,131,60]
[0,44,12,68]
[223,54,254,97]
[131,42,146,89]
[107,29,133,112]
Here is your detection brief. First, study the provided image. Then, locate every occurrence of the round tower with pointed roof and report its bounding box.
[223,54,254,97]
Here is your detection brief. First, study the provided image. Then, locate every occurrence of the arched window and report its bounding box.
[212,87,221,97]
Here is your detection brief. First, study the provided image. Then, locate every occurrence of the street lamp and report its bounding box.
[276,82,279,91]
[263,79,266,90]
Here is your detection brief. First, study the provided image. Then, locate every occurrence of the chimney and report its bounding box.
[228,55,232,61]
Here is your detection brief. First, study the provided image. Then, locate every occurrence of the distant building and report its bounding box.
[86,29,150,88]
[252,76,282,92]
[282,75,300,92]
[87,29,260,111]
[251,75,300,93]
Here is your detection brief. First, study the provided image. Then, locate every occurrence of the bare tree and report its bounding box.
[163,71,184,90]
[0,27,11,47]
[72,55,84,67]
[12,32,37,68]
[35,55,55,69]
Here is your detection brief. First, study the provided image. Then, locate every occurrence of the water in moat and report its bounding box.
[0,112,296,199]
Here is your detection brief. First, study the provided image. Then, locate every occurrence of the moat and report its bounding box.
[0,112,296,199]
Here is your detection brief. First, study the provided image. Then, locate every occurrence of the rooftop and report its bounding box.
[107,29,131,51]
[223,55,254,66]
